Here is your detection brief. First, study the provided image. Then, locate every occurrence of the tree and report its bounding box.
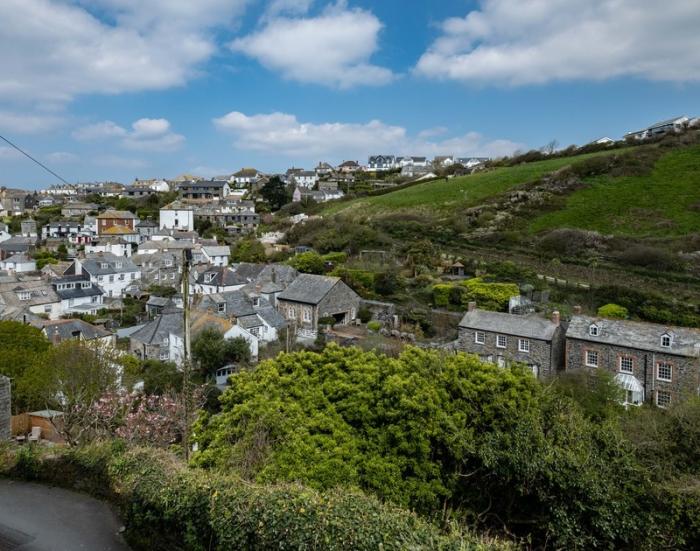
[231,239,266,263]
[192,329,250,378]
[260,176,291,211]
[597,303,629,319]
[287,251,325,274]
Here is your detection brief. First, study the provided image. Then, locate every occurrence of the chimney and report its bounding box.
[467,301,477,312]
[271,267,276,284]
[551,311,561,325]
[573,305,582,315]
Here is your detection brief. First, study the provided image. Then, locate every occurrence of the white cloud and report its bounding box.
[72,121,127,141]
[73,118,185,152]
[231,3,394,88]
[0,0,249,104]
[213,110,521,160]
[45,151,79,163]
[415,0,700,85]
[0,147,23,160]
[0,111,64,134]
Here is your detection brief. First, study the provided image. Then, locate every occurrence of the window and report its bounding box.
[619,356,634,373]
[91,296,98,303]
[250,326,260,337]
[81,282,90,289]
[657,362,672,382]
[131,273,136,280]
[109,275,114,283]
[162,337,169,346]
[217,303,225,314]
[44,305,52,313]
[252,297,260,307]
[660,334,672,348]
[159,351,169,361]
[118,274,125,281]
[17,291,30,301]
[518,339,530,353]
[115,262,122,269]
[474,331,485,344]
[204,273,215,283]
[153,274,159,281]
[496,335,507,348]
[303,308,311,322]
[656,390,671,408]
[585,350,599,367]
[589,324,599,336]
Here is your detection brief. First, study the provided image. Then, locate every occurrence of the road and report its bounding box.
[0,479,130,551]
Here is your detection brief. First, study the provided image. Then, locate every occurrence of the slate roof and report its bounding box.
[231,263,298,288]
[0,237,34,252]
[40,319,111,342]
[567,315,700,357]
[458,309,560,341]
[2,253,33,265]
[0,280,60,309]
[256,304,287,329]
[81,253,139,275]
[277,274,341,305]
[202,246,231,258]
[195,266,247,288]
[238,314,264,329]
[199,290,255,317]
[130,309,183,345]
[53,277,103,300]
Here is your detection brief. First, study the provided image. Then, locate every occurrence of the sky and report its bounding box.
[0,0,699,189]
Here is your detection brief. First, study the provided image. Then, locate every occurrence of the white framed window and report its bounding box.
[303,308,311,322]
[474,331,485,344]
[109,275,114,283]
[585,350,598,367]
[589,324,599,336]
[619,356,634,373]
[496,335,507,348]
[17,291,31,301]
[162,337,169,346]
[656,390,671,408]
[44,305,52,313]
[656,362,672,382]
[497,356,506,368]
[518,338,530,353]
[81,282,90,289]
[660,334,672,348]
[250,326,260,337]
[159,351,169,361]
[217,303,225,314]
[119,274,125,281]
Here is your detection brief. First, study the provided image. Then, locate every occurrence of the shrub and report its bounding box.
[288,251,325,274]
[357,307,372,323]
[367,320,382,332]
[432,284,453,307]
[539,228,604,258]
[597,303,629,319]
[616,245,683,272]
[460,278,519,311]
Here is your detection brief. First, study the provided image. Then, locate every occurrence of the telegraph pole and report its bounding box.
[181,249,193,460]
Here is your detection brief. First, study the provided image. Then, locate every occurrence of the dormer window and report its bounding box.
[217,303,226,313]
[252,297,260,307]
[589,324,599,336]
[660,334,672,348]
[116,262,122,269]
[17,291,31,301]
[81,282,91,289]
[204,272,215,283]
[100,262,108,269]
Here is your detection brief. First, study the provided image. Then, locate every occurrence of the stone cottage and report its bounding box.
[457,302,564,378]
[565,315,700,408]
[277,274,360,339]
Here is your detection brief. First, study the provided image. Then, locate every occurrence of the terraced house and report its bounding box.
[565,316,700,408]
[457,303,564,378]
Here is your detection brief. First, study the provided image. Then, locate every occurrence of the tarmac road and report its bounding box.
[0,479,130,550]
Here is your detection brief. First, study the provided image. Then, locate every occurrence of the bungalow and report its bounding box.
[565,315,700,408]
[625,116,690,140]
[457,303,565,378]
[277,274,360,339]
[232,168,261,187]
[0,254,36,274]
[367,155,396,172]
[337,160,360,173]
[61,202,98,218]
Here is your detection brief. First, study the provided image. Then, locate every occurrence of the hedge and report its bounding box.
[0,442,512,551]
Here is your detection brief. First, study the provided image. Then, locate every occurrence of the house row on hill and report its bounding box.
[457,303,700,409]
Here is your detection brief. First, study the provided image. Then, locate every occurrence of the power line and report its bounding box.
[0,133,72,186]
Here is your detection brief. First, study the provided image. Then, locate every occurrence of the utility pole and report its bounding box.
[181,249,193,460]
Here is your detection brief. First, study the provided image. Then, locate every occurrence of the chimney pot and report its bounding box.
[552,311,561,325]
[573,305,582,315]
[468,301,477,312]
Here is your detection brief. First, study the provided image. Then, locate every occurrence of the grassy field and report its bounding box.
[323,149,623,216]
[529,144,700,237]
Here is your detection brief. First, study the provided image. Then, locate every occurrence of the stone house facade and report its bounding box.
[0,376,10,440]
[457,302,564,378]
[565,315,700,408]
[277,274,360,339]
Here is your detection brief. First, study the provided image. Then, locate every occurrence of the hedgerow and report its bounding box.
[0,442,508,551]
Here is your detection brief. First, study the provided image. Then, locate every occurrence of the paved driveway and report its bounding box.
[0,480,130,550]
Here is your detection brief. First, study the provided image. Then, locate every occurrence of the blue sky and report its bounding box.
[1,0,699,189]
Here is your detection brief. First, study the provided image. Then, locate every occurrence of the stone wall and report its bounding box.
[0,376,10,441]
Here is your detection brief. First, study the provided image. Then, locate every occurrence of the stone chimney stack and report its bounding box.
[271,267,277,284]
[573,305,582,315]
[551,311,561,325]
[468,301,477,312]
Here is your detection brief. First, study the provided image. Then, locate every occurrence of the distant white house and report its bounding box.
[292,171,318,189]
[85,240,132,258]
[0,223,10,244]
[0,253,36,274]
[75,253,141,299]
[591,137,615,146]
[202,245,230,267]
[160,201,194,231]
[625,116,690,140]
[367,155,397,171]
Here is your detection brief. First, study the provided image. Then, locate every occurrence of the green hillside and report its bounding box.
[323,149,624,216]
[529,144,700,237]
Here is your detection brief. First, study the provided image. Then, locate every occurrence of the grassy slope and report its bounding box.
[529,144,700,237]
[323,150,622,217]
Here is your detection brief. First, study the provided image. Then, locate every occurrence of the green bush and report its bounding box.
[460,278,519,311]
[367,320,382,332]
[597,303,629,319]
[357,306,372,323]
[432,284,453,307]
[0,443,501,551]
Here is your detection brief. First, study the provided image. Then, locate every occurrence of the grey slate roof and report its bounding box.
[130,309,183,345]
[195,266,247,288]
[40,319,111,342]
[81,253,139,276]
[202,246,231,257]
[53,276,103,300]
[458,309,560,341]
[238,314,264,329]
[256,304,287,329]
[199,290,255,317]
[231,263,298,288]
[567,315,700,357]
[277,274,340,305]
